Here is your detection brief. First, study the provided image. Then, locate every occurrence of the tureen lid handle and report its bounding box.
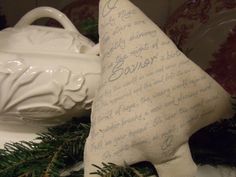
[15,6,79,33]
[15,6,100,55]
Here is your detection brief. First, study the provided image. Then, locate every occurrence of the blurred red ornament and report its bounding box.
[47,0,99,42]
[165,0,236,95]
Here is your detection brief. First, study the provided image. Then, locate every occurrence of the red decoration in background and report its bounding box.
[165,0,211,49]
[215,0,236,12]
[47,0,99,42]
[61,0,99,28]
[165,0,236,95]
[166,0,211,27]
[166,24,193,48]
[207,26,236,95]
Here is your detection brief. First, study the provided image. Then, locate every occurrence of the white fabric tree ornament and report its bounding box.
[84,0,234,177]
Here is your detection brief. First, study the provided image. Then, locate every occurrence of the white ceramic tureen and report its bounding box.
[0,7,101,126]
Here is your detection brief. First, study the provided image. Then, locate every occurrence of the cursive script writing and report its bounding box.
[102,0,119,17]
[109,56,156,82]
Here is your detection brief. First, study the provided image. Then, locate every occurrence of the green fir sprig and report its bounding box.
[0,118,154,177]
[0,118,90,177]
[91,162,155,177]
[0,99,236,177]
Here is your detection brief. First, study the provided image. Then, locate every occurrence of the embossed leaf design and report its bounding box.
[55,73,88,110]
[18,104,65,119]
[60,95,76,110]
[52,68,71,85]
[6,67,42,103]
[58,74,87,110]
[0,56,90,123]
[65,90,87,103]
[1,60,29,110]
[1,61,43,111]
[2,60,28,90]
[0,64,10,74]
[83,99,93,110]
[65,74,85,91]
[4,81,62,112]
[5,60,26,73]
[17,67,42,85]
[0,63,9,85]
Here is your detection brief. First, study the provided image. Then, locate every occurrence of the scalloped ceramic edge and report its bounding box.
[0,7,101,126]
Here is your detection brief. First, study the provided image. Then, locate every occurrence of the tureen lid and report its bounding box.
[0,7,98,55]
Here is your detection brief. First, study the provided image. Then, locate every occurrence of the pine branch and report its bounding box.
[0,141,50,177]
[91,163,155,177]
[0,117,155,177]
[0,118,90,177]
[41,142,65,177]
[62,170,84,177]
[0,97,235,177]
[79,18,99,43]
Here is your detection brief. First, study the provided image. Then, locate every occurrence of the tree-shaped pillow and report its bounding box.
[84,0,233,177]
